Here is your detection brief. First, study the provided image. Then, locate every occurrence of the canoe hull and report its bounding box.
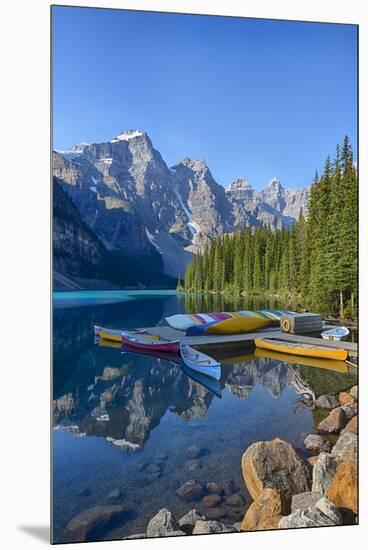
[121,332,180,353]
[179,342,221,380]
[254,338,348,361]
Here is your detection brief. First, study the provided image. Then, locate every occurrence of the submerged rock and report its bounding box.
[241,488,284,531]
[176,479,204,502]
[206,481,223,495]
[186,459,202,472]
[146,463,162,474]
[77,488,91,497]
[226,493,246,507]
[106,488,124,503]
[178,509,204,534]
[202,494,222,508]
[315,395,340,410]
[146,508,184,537]
[63,505,125,542]
[186,445,207,459]
[327,460,358,514]
[312,453,337,496]
[241,438,311,510]
[278,498,342,529]
[303,434,332,453]
[205,508,226,520]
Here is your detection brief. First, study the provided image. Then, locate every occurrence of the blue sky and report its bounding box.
[52,7,357,190]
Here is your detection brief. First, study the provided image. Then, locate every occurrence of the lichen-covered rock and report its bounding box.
[317,407,346,433]
[339,391,355,406]
[241,488,284,531]
[241,438,311,509]
[178,509,204,534]
[146,508,184,537]
[278,498,341,529]
[192,520,234,534]
[331,431,358,464]
[315,395,340,409]
[327,460,358,514]
[176,479,204,502]
[312,453,337,496]
[303,434,332,453]
[63,505,125,542]
[291,492,323,513]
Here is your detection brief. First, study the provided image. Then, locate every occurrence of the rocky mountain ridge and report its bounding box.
[54,129,309,280]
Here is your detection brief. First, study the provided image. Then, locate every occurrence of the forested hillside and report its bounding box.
[182,137,358,319]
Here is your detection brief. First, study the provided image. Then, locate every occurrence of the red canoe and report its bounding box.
[121,331,180,353]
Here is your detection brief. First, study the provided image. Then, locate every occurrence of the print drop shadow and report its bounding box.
[18,525,50,543]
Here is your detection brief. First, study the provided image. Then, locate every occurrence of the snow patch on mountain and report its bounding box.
[145,228,163,254]
[111,130,143,142]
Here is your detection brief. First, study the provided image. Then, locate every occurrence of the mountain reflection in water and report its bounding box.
[52,291,357,543]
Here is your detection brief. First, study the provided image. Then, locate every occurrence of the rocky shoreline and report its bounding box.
[61,385,357,542]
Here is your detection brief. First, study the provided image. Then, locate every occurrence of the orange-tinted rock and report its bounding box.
[339,392,355,406]
[307,456,319,466]
[327,460,357,513]
[202,494,222,508]
[240,488,284,531]
[341,415,358,435]
[318,407,346,434]
[241,438,311,508]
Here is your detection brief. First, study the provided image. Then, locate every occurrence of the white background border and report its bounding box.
[1,1,366,549]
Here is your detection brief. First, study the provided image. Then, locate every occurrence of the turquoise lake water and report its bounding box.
[52,291,356,543]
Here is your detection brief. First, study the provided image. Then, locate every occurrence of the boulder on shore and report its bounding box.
[178,509,204,534]
[241,488,284,531]
[303,434,332,453]
[339,391,355,406]
[241,438,311,510]
[63,505,125,542]
[278,498,342,529]
[192,520,234,534]
[350,385,358,400]
[327,460,358,514]
[341,415,358,435]
[315,395,340,410]
[331,431,357,464]
[317,407,346,434]
[291,492,323,513]
[146,508,185,537]
[312,452,337,496]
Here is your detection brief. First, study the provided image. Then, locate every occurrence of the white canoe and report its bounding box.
[321,326,350,341]
[179,342,221,380]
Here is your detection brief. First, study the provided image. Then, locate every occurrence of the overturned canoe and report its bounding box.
[254,338,348,361]
[180,342,221,380]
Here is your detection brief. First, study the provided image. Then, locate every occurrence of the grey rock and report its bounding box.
[106,488,124,502]
[312,453,337,495]
[192,520,234,535]
[146,463,162,474]
[123,534,147,539]
[331,430,358,463]
[186,445,206,459]
[176,479,205,502]
[178,509,204,534]
[350,386,358,400]
[145,471,162,484]
[291,492,323,513]
[146,508,181,537]
[315,395,340,410]
[279,498,341,529]
[63,505,125,542]
[341,403,358,420]
[233,522,242,531]
[303,434,332,453]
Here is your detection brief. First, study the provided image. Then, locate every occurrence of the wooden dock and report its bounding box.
[145,325,358,359]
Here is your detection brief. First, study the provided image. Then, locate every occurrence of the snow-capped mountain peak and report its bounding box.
[111,130,144,143]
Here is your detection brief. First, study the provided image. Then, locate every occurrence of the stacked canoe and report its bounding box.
[165,309,296,335]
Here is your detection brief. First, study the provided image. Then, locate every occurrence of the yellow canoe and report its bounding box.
[254,338,348,361]
[95,326,159,343]
[206,317,271,334]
